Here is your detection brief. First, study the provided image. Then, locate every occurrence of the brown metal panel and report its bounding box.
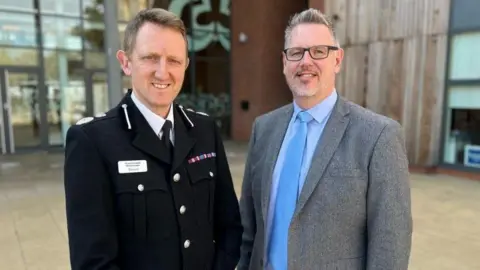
[231,0,308,141]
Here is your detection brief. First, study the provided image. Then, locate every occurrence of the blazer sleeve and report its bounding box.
[366,121,412,270]
[212,120,243,270]
[237,119,258,270]
[64,125,120,270]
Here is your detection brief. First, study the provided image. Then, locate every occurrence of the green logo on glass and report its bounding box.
[169,0,230,52]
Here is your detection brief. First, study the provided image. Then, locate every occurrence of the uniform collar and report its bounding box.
[130,91,174,138]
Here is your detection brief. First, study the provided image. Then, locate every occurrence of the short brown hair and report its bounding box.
[122,8,188,55]
[284,8,338,48]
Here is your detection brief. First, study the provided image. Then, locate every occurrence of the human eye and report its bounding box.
[288,48,303,57]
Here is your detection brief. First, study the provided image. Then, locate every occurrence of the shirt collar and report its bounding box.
[292,89,338,124]
[131,91,174,135]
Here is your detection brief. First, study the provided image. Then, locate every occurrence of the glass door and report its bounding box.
[86,70,109,115]
[0,67,42,154]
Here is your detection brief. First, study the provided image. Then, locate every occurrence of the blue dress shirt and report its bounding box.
[265,90,338,254]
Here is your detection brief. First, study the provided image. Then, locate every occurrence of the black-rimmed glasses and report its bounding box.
[283,45,339,61]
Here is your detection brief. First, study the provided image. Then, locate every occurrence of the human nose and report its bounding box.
[154,58,169,78]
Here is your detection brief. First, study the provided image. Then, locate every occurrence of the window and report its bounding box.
[83,20,105,51]
[0,12,37,47]
[41,16,82,50]
[449,32,480,80]
[0,47,37,66]
[0,0,35,12]
[43,50,85,145]
[443,85,480,168]
[117,0,149,21]
[40,0,81,16]
[451,0,480,31]
[85,51,106,69]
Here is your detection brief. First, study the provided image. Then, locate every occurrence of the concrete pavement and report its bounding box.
[1,142,479,269]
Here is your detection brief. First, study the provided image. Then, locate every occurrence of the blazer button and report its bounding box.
[173,173,180,182]
[209,171,214,177]
[184,240,190,248]
[179,205,186,214]
[137,184,144,192]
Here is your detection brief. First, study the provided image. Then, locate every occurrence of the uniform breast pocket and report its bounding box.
[186,160,216,224]
[114,173,175,239]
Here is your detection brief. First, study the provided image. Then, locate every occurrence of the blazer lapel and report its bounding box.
[171,107,196,172]
[261,104,293,223]
[293,97,350,218]
[120,93,172,165]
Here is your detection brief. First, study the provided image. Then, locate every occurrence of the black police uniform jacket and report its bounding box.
[64,91,243,270]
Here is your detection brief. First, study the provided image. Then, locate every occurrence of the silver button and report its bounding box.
[184,240,190,248]
[179,205,186,214]
[173,173,180,182]
[209,171,214,177]
[137,184,144,192]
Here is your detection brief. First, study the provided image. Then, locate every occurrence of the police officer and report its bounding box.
[64,8,242,270]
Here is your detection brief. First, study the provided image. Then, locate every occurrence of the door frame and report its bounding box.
[85,68,106,117]
[0,66,44,154]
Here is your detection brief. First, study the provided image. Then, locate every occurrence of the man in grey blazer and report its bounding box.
[238,8,412,270]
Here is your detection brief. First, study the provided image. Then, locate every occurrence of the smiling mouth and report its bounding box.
[296,73,317,78]
[152,83,170,89]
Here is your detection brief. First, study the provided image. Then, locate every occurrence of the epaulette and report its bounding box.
[177,104,210,128]
[185,107,209,117]
[75,112,108,125]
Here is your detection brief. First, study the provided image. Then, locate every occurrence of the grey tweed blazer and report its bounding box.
[237,96,412,270]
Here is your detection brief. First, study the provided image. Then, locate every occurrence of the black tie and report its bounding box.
[161,120,173,159]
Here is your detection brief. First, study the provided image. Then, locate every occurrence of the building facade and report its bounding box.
[0,0,233,154]
[0,0,478,175]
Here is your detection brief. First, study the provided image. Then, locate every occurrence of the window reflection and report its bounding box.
[91,72,108,115]
[41,16,82,50]
[443,85,480,168]
[118,22,127,48]
[0,48,37,66]
[0,0,35,11]
[7,72,41,147]
[43,50,85,145]
[118,0,149,21]
[83,20,105,51]
[0,11,37,47]
[85,51,106,69]
[176,59,230,135]
[40,0,81,16]
[449,32,480,80]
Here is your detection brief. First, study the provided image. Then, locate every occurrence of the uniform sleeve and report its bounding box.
[211,120,243,270]
[64,125,120,270]
[366,121,412,270]
[237,119,258,270]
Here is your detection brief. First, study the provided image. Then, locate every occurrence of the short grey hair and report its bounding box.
[123,8,188,55]
[284,8,339,48]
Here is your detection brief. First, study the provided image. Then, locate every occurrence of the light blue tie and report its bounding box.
[268,111,312,270]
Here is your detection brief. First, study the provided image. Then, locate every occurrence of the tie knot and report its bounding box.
[162,120,172,133]
[297,111,313,123]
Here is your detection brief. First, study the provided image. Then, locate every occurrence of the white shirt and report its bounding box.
[130,91,175,145]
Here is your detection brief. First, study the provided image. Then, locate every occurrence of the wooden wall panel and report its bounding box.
[325,0,347,45]
[325,0,450,166]
[342,45,368,106]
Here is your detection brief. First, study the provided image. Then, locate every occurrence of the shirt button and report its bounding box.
[209,171,214,177]
[173,173,180,182]
[179,205,186,214]
[137,184,144,192]
[184,240,190,248]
